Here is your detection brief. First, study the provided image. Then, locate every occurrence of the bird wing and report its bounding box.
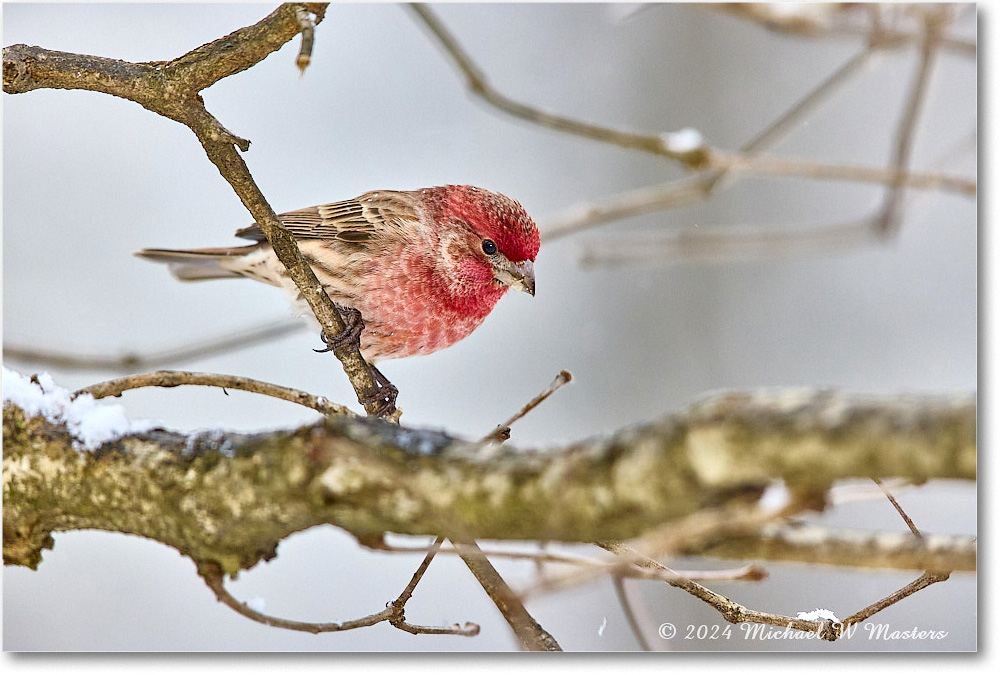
[235,191,420,243]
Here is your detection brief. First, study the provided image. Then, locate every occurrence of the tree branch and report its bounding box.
[197,536,479,637]
[407,3,710,168]
[3,318,303,372]
[4,388,976,573]
[2,3,393,417]
[452,538,562,651]
[76,369,354,418]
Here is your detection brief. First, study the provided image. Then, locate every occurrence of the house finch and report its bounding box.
[136,185,539,412]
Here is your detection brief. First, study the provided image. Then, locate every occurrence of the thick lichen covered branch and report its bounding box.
[3,389,976,574]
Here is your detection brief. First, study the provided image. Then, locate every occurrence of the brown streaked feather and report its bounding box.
[235,190,420,244]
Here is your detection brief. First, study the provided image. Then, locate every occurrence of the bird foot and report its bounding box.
[312,306,397,418]
[358,364,398,418]
[313,305,364,353]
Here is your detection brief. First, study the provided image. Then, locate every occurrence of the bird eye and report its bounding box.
[482,239,497,255]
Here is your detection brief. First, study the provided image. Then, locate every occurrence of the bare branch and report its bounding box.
[452,538,562,651]
[294,6,318,75]
[3,318,303,372]
[540,46,876,242]
[874,477,923,539]
[524,504,784,598]
[834,571,951,636]
[76,369,355,418]
[375,541,768,583]
[163,3,328,91]
[688,523,975,572]
[595,540,950,643]
[612,575,654,651]
[707,2,975,57]
[481,370,573,443]
[710,152,976,196]
[410,6,972,256]
[198,536,478,637]
[200,560,393,633]
[388,536,481,637]
[407,3,709,169]
[3,3,394,418]
[542,46,874,241]
[577,217,882,267]
[876,10,945,236]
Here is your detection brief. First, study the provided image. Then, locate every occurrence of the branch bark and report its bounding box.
[4,389,976,574]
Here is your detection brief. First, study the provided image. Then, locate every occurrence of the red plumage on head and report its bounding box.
[425,185,540,263]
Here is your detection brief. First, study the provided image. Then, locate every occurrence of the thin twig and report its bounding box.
[691,524,975,572]
[200,561,394,634]
[542,46,878,242]
[294,6,316,75]
[739,47,876,156]
[413,7,969,273]
[711,152,975,195]
[594,541,844,637]
[873,477,923,539]
[612,575,654,652]
[410,6,973,251]
[388,536,480,636]
[452,538,562,651]
[876,11,943,236]
[3,318,303,372]
[198,541,477,637]
[75,369,354,417]
[577,217,882,267]
[392,536,445,608]
[707,3,975,57]
[586,482,956,642]
[829,479,912,505]
[481,370,573,443]
[374,541,766,583]
[598,541,945,643]
[408,3,709,168]
[522,505,781,599]
[834,571,951,637]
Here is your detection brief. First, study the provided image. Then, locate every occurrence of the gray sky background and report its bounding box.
[3,3,977,652]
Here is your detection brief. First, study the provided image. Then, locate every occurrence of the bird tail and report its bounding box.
[134,245,259,281]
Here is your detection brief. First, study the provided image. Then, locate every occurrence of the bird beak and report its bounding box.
[494,258,536,296]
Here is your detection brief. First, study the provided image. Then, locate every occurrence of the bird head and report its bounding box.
[429,185,539,297]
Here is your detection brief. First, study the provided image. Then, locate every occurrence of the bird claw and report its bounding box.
[313,305,365,353]
[312,308,397,417]
[358,364,398,418]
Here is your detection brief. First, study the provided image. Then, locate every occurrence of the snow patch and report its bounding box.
[758,480,791,514]
[2,367,156,451]
[797,608,839,622]
[660,127,705,154]
[246,596,267,613]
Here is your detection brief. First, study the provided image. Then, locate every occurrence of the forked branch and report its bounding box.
[2,3,393,417]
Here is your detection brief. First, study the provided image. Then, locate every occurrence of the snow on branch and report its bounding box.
[4,376,976,574]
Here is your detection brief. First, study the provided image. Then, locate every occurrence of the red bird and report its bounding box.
[137,185,540,412]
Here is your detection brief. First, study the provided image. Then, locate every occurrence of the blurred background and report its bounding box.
[3,3,976,652]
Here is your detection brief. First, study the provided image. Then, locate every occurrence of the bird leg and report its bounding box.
[313,305,365,353]
[313,305,398,417]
